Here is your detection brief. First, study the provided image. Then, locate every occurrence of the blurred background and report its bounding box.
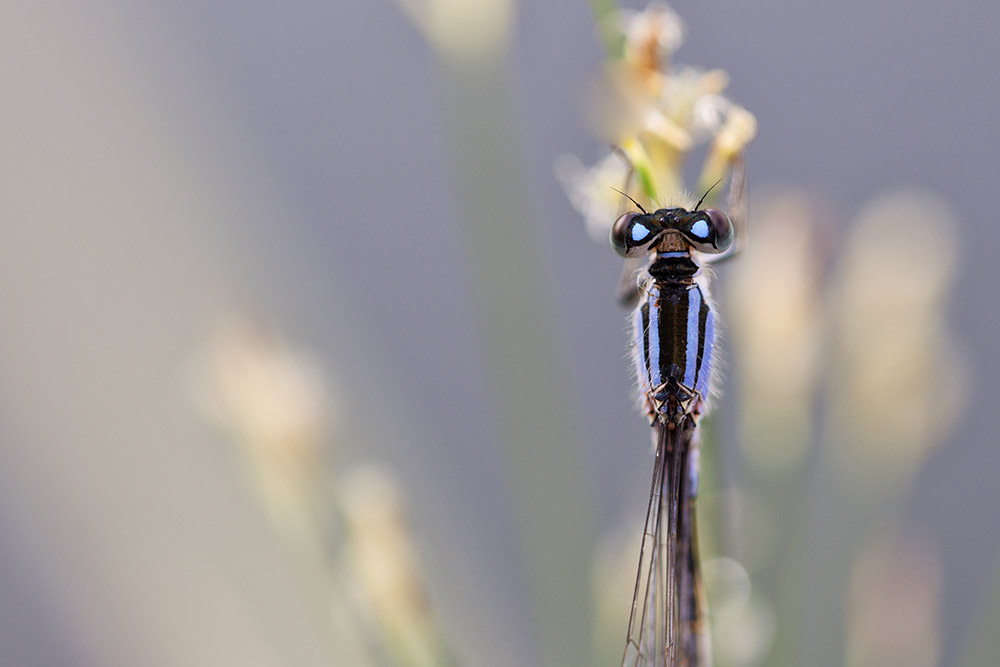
[1,1,999,666]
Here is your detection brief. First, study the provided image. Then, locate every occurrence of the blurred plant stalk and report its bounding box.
[561,3,970,667]
[559,3,756,664]
[560,3,756,235]
[720,191,964,667]
[395,1,599,666]
[958,547,1000,667]
[191,317,454,667]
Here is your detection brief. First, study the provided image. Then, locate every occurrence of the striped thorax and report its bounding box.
[632,250,716,423]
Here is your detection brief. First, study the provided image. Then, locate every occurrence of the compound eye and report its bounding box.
[611,212,662,258]
[683,208,734,254]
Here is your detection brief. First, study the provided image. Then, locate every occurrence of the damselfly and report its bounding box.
[613,161,745,667]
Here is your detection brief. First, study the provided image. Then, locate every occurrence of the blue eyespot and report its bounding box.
[611,211,659,258]
[690,219,709,239]
[631,222,651,242]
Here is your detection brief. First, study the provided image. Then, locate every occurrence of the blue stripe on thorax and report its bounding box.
[647,285,661,387]
[683,287,701,387]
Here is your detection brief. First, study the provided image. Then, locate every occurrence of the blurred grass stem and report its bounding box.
[588,0,624,59]
[415,12,598,667]
[958,549,1000,667]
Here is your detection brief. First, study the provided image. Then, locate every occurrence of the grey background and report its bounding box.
[0,0,998,665]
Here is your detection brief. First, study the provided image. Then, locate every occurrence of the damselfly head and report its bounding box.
[611,207,734,258]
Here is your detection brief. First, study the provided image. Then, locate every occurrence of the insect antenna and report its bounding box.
[693,177,725,212]
[611,187,647,214]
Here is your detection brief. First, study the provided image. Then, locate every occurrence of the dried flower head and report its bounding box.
[559,2,756,241]
[622,1,685,72]
[189,316,334,538]
[341,465,451,667]
[394,0,514,65]
[728,192,823,473]
[190,316,331,454]
[828,192,965,477]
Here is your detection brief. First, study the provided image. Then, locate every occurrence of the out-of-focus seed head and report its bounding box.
[622,1,685,74]
[341,465,449,667]
[846,536,941,667]
[556,151,635,242]
[188,315,338,543]
[828,191,966,480]
[394,0,514,67]
[727,192,823,474]
[560,2,756,239]
[190,316,332,456]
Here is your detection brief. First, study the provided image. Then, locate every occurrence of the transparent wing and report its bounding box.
[617,255,645,307]
[725,151,748,254]
[622,419,708,667]
[702,150,748,265]
[622,422,681,667]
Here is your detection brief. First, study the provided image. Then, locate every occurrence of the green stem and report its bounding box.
[957,548,1000,667]
[588,0,624,60]
[433,44,598,667]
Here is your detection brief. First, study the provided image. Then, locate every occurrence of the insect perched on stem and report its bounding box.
[554,5,755,663]
[615,157,746,667]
